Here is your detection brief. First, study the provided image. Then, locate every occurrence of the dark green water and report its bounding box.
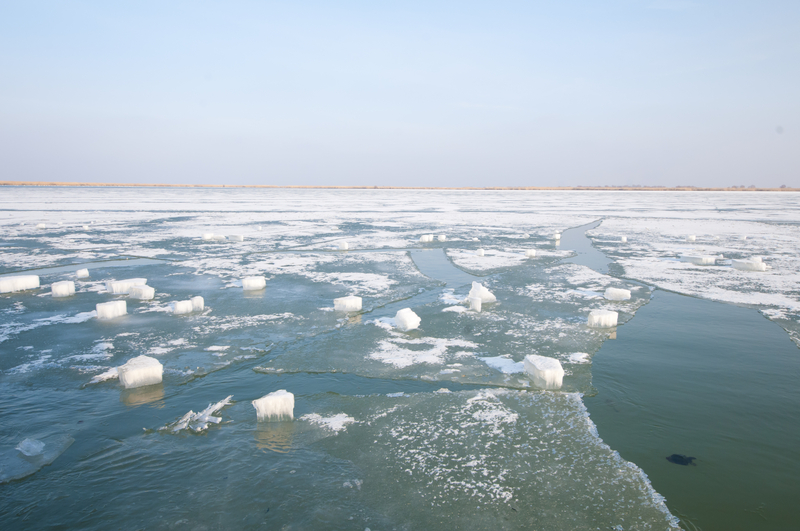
[585,290,800,531]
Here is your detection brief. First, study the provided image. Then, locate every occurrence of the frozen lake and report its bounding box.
[1,187,799,530]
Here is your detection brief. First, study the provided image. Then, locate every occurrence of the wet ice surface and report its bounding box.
[1,188,799,529]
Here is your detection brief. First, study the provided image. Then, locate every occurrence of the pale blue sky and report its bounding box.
[1,1,797,186]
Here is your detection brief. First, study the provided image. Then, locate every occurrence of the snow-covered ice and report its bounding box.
[394,308,421,331]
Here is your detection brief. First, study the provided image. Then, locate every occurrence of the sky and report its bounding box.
[0,1,798,187]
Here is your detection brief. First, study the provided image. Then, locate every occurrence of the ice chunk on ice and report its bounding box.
[680,255,716,266]
[170,300,193,314]
[242,276,266,290]
[0,275,40,294]
[36,223,46,229]
[468,282,496,303]
[686,235,696,242]
[604,288,631,301]
[472,237,479,242]
[525,249,536,258]
[732,258,767,271]
[96,300,127,320]
[16,438,45,457]
[201,233,215,240]
[339,241,349,250]
[476,248,485,256]
[524,354,564,389]
[522,233,530,238]
[51,281,75,298]
[334,295,362,312]
[741,235,748,240]
[394,308,421,331]
[437,235,446,242]
[129,285,155,300]
[257,226,262,231]
[118,355,163,389]
[229,234,244,242]
[419,234,434,243]
[76,268,90,279]
[82,225,89,230]
[105,278,147,294]
[480,356,524,374]
[588,309,618,328]
[191,296,204,311]
[253,389,294,421]
[620,236,627,243]
[469,296,482,312]
[554,232,561,240]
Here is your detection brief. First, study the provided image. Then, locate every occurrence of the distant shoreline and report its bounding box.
[0,181,796,192]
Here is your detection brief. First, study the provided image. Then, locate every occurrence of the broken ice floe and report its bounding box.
[16,438,45,457]
[105,278,147,294]
[0,275,40,294]
[300,413,355,434]
[161,395,234,433]
[680,255,716,266]
[334,295,362,312]
[468,281,496,303]
[1,435,74,484]
[253,389,295,421]
[394,308,421,331]
[603,287,631,301]
[587,309,618,328]
[96,300,127,320]
[732,258,767,271]
[242,276,267,290]
[129,285,155,300]
[76,268,90,279]
[524,354,565,389]
[479,355,524,374]
[51,281,75,298]
[118,355,163,389]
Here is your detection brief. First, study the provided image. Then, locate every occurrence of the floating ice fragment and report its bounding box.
[201,233,215,240]
[82,225,89,230]
[301,413,356,433]
[129,285,155,300]
[76,268,90,279]
[36,223,46,229]
[96,300,127,320]
[16,438,45,457]
[524,354,564,389]
[105,278,147,294]
[620,236,627,243]
[480,355,524,374]
[118,355,163,389]
[604,288,631,301]
[394,308,421,331]
[170,297,204,314]
[468,282,496,303]
[0,275,40,294]
[163,395,234,432]
[741,235,748,240]
[242,276,267,290]
[192,296,204,311]
[469,296,482,312]
[732,258,767,271]
[680,255,716,266]
[419,234,434,243]
[525,249,536,258]
[51,281,75,298]
[438,235,446,242]
[253,390,294,421]
[257,226,262,231]
[554,232,561,240]
[472,237,479,242]
[522,233,530,238]
[339,241,349,250]
[686,235,696,242]
[476,248,485,257]
[229,234,244,242]
[334,295,362,312]
[588,309,618,328]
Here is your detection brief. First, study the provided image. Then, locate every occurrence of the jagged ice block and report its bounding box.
[51,281,75,298]
[524,354,565,389]
[118,355,163,389]
[468,281,496,303]
[96,300,127,320]
[0,275,40,294]
[253,390,294,421]
[588,309,618,328]
[334,295,362,312]
[395,308,421,331]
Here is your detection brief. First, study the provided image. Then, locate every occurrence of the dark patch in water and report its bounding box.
[666,454,696,466]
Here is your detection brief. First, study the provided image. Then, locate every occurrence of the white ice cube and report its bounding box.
[118,355,163,389]
[468,281,496,303]
[253,389,294,421]
[0,275,40,294]
[96,300,127,320]
[469,296,482,312]
[395,308,421,331]
[36,223,46,229]
[525,249,536,258]
[192,296,204,311]
[339,241,349,250]
[105,278,147,294]
[129,285,155,300]
[587,309,618,328]
[603,288,631,301]
[732,259,767,271]
[524,354,565,389]
[242,276,266,290]
[686,235,696,242]
[522,233,530,238]
[229,234,244,242]
[51,281,75,298]
[476,248,485,257]
[680,255,716,266]
[334,295,362,312]
[202,233,215,240]
[419,235,434,243]
[257,226,262,231]
[76,268,90,279]
[620,236,627,243]
[554,232,561,240]
[16,438,45,457]
[82,225,89,230]
[472,237,480,242]
[170,300,194,314]
[437,235,446,242]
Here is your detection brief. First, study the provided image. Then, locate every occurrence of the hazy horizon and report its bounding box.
[1,1,798,187]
